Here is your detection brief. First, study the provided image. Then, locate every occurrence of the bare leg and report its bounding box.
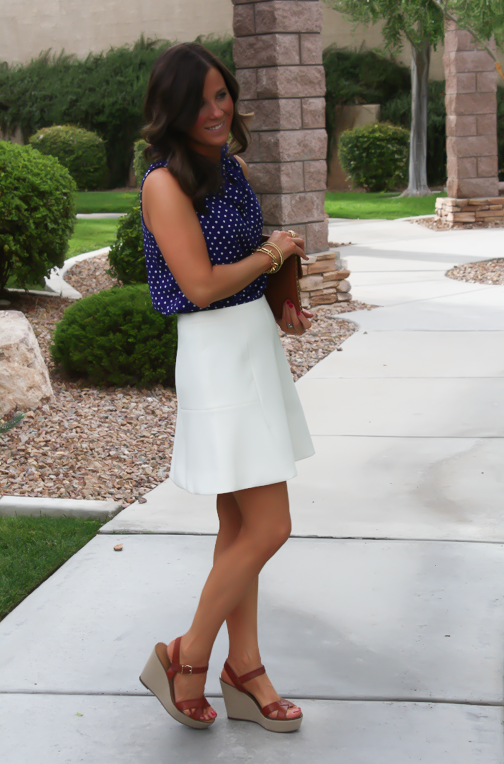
[214,492,260,665]
[215,491,301,720]
[167,482,295,721]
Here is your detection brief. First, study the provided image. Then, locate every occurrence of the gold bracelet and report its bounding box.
[263,241,284,268]
[256,246,280,274]
[260,249,281,274]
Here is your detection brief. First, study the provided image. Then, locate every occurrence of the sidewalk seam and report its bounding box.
[2,690,502,707]
[96,530,504,545]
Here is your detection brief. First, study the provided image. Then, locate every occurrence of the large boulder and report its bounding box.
[0,310,53,417]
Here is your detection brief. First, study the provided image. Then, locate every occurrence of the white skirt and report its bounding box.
[169,295,315,495]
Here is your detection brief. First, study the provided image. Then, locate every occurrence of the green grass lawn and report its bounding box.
[66,218,120,259]
[0,515,103,621]
[325,191,447,220]
[79,188,446,221]
[75,190,139,214]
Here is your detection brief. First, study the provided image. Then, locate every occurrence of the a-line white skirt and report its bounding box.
[169,295,315,495]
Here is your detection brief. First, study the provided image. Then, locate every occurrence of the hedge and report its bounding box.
[0,35,234,188]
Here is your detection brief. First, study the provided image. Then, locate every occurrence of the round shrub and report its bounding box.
[29,125,108,190]
[339,122,410,192]
[0,142,76,293]
[107,204,147,285]
[50,284,177,387]
[133,139,150,186]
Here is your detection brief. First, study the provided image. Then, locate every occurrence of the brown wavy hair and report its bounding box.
[142,43,250,213]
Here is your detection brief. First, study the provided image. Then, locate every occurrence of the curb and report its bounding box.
[4,248,111,302]
[0,496,123,521]
[76,213,127,219]
[328,213,436,224]
[44,247,112,299]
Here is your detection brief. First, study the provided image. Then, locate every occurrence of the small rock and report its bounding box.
[137,497,147,504]
[113,543,123,551]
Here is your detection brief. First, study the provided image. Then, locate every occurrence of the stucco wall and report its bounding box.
[0,0,234,64]
[1,0,501,82]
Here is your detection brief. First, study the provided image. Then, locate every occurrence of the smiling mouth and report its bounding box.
[205,120,226,132]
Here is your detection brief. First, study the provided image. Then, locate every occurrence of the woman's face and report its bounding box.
[186,67,234,158]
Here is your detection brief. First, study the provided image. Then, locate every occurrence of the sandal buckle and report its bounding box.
[180,664,193,675]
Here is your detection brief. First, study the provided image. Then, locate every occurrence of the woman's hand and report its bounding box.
[277,300,313,336]
[264,230,307,263]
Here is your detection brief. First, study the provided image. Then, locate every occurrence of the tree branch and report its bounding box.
[429,0,504,78]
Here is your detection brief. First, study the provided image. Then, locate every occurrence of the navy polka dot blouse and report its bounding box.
[140,145,266,316]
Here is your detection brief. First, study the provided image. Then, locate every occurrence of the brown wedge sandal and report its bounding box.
[220,661,302,733]
[139,637,214,730]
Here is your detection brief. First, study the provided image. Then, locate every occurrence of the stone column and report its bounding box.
[444,20,499,199]
[232,0,329,254]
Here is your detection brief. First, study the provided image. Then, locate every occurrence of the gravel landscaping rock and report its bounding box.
[413,216,504,231]
[64,253,116,296]
[447,258,504,286]
[0,255,375,507]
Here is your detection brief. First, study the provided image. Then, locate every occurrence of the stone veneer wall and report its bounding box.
[436,22,501,228]
[233,0,329,255]
[299,250,352,307]
[444,21,499,199]
[435,196,504,226]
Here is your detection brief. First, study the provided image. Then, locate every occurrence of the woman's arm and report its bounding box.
[142,167,304,309]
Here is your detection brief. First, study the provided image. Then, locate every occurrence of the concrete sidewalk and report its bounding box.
[1,219,503,762]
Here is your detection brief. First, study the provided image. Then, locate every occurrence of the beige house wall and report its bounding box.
[0,0,234,65]
[1,0,502,79]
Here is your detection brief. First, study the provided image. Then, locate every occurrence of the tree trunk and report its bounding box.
[401,39,432,197]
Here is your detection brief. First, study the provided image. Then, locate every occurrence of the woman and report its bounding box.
[139,42,315,733]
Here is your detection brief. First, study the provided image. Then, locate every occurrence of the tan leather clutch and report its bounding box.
[263,252,303,320]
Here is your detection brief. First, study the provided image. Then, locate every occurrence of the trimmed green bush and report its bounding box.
[107,204,146,285]
[29,125,108,190]
[0,142,76,293]
[133,139,150,186]
[339,122,410,192]
[50,284,177,387]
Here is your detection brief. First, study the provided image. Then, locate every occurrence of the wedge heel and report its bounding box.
[139,642,213,730]
[220,678,302,733]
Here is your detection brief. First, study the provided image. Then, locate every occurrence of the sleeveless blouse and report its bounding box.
[140,145,266,316]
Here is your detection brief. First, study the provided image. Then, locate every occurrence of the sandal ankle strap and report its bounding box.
[168,662,208,676]
[224,660,265,693]
[167,637,209,679]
